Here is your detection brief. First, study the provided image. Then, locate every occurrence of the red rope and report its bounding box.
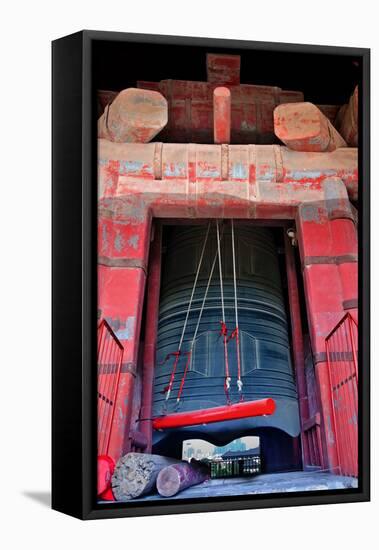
[161,351,181,398]
[176,351,192,402]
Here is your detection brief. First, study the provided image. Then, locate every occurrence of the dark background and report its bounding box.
[93,40,361,105]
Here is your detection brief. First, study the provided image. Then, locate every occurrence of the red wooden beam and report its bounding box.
[153,398,276,430]
[213,86,231,144]
[139,224,162,452]
[284,230,310,467]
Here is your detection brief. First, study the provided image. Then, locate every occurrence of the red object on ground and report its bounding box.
[97,455,115,499]
[213,87,231,144]
[153,398,276,430]
[99,486,115,501]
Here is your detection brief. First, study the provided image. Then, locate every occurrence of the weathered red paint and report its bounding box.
[99,140,358,195]
[153,398,276,430]
[274,102,346,152]
[139,225,162,452]
[213,87,231,144]
[97,455,115,499]
[295,184,357,473]
[137,54,304,144]
[330,217,358,314]
[97,78,358,475]
[207,53,241,85]
[326,313,358,477]
[97,320,124,457]
[284,232,310,467]
[98,88,168,143]
[98,213,152,462]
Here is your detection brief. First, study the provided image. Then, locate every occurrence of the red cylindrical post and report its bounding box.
[153,398,276,430]
[213,86,231,144]
[139,224,162,452]
[284,231,310,467]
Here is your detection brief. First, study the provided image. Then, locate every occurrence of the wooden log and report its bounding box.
[98,88,168,143]
[157,460,210,497]
[111,452,180,501]
[274,102,346,152]
[339,86,358,146]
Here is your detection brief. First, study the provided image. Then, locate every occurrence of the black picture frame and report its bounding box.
[52,30,370,520]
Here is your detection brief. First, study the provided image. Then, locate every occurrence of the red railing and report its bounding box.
[325,312,358,477]
[97,319,124,456]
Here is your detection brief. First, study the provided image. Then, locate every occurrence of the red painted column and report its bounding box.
[98,212,152,463]
[330,217,358,323]
[284,231,310,467]
[213,87,231,144]
[139,224,162,452]
[296,199,344,473]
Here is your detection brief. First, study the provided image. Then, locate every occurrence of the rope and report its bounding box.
[165,221,211,401]
[216,220,225,324]
[176,224,226,404]
[191,225,225,348]
[217,220,231,403]
[231,219,243,399]
[176,352,192,403]
[178,221,211,352]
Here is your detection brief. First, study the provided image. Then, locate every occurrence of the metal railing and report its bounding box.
[97,319,124,456]
[325,312,358,477]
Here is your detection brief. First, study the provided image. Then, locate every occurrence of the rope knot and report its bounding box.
[220,321,228,337]
[227,327,238,342]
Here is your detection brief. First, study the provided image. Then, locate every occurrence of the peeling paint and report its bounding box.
[163,162,186,178]
[114,231,125,252]
[119,160,153,175]
[326,414,335,444]
[300,204,323,223]
[116,316,136,340]
[230,162,248,180]
[128,234,140,250]
[102,222,109,250]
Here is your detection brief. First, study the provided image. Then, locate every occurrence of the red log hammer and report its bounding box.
[153,398,276,430]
